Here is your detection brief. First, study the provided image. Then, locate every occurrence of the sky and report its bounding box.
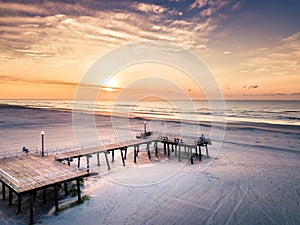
[0,0,299,100]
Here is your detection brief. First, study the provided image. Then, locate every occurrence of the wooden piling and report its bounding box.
[76,179,81,202]
[54,184,59,212]
[8,187,12,206]
[147,148,151,160]
[112,150,114,162]
[120,148,126,166]
[104,152,110,170]
[147,143,151,160]
[205,144,209,157]
[86,156,90,173]
[77,157,81,169]
[43,189,47,205]
[124,147,127,160]
[2,181,5,200]
[64,182,69,196]
[97,153,100,166]
[199,146,202,161]
[17,194,21,214]
[134,146,137,163]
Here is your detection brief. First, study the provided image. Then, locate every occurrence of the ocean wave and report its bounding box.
[1,100,299,128]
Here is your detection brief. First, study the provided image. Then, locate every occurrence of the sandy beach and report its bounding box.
[0,105,299,225]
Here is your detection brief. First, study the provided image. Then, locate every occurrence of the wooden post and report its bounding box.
[43,189,47,205]
[147,148,151,160]
[155,142,158,157]
[137,145,139,156]
[86,156,90,173]
[97,153,100,166]
[77,157,81,169]
[147,143,151,160]
[77,179,81,202]
[17,194,21,214]
[134,146,137,163]
[112,150,114,162]
[205,144,209,157]
[54,184,59,212]
[2,181,5,200]
[64,182,69,196]
[178,145,181,162]
[8,187,12,206]
[172,144,174,152]
[164,142,166,154]
[120,148,125,166]
[104,152,110,170]
[175,145,177,157]
[29,192,34,225]
[124,147,127,160]
[167,144,170,158]
[199,146,202,162]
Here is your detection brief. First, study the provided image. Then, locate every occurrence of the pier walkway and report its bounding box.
[0,133,211,224]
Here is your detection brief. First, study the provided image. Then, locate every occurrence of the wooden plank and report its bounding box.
[0,154,89,193]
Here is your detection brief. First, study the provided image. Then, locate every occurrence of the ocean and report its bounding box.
[0,99,299,127]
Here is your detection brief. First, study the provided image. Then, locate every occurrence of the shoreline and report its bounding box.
[1,103,299,134]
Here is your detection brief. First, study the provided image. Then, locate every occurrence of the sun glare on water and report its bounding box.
[103,77,119,92]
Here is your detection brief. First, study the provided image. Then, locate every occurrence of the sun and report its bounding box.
[103,77,119,92]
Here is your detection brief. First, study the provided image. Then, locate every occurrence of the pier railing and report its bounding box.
[0,132,211,159]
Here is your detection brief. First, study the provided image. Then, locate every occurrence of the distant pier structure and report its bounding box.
[0,131,211,224]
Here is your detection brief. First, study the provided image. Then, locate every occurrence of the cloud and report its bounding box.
[0,0,232,62]
[291,92,300,96]
[223,51,231,55]
[190,0,232,12]
[0,0,244,100]
[243,85,258,89]
[240,32,300,76]
[0,75,124,91]
[0,2,48,15]
[132,2,168,14]
[232,2,241,10]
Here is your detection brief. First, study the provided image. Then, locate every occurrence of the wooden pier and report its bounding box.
[0,154,89,224]
[0,133,211,224]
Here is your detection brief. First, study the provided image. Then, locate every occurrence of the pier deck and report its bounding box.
[0,134,211,224]
[54,137,158,160]
[0,154,89,194]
